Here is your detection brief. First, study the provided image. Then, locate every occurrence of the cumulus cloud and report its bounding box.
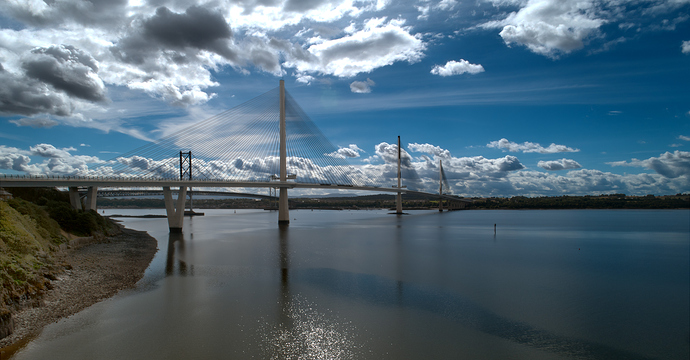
[23,44,107,102]
[0,143,103,175]
[327,144,365,158]
[0,61,75,116]
[112,6,237,64]
[408,143,452,159]
[431,59,484,76]
[374,142,414,167]
[480,0,605,57]
[608,151,690,179]
[0,146,37,173]
[9,117,59,128]
[538,158,581,171]
[350,78,375,93]
[3,140,688,196]
[683,40,690,54]
[284,17,425,77]
[487,138,579,153]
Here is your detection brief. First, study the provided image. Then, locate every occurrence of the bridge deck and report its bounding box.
[0,177,470,202]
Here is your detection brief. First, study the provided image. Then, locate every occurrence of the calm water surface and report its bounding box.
[12,209,690,359]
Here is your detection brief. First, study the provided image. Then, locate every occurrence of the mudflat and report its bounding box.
[0,225,157,355]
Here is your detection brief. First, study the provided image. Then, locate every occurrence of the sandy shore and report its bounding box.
[0,225,157,355]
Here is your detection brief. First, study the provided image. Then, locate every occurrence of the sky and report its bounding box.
[0,0,689,197]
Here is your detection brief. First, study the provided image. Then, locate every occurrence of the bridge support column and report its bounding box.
[68,187,82,210]
[278,79,289,224]
[395,135,403,215]
[85,186,98,211]
[163,186,187,232]
[279,188,289,224]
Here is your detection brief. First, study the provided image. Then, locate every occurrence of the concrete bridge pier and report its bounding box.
[395,135,403,215]
[279,187,289,224]
[85,186,98,211]
[68,187,82,210]
[163,186,187,232]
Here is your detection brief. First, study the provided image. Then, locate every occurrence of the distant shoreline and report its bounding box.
[97,193,689,211]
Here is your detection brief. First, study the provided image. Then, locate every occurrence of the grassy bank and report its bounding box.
[0,188,118,312]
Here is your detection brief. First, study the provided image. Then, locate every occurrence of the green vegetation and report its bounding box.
[0,200,61,307]
[1,188,118,310]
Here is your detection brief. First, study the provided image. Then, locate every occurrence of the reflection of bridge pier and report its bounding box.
[166,231,190,276]
[278,223,291,329]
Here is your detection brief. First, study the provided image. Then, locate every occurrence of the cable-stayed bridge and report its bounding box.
[1,81,469,231]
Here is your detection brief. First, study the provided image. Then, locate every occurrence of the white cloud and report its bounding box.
[608,150,690,179]
[417,5,430,20]
[9,117,59,128]
[538,158,581,171]
[408,143,451,159]
[0,0,401,124]
[683,40,690,54]
[0,143,103,175]
[350,78,375,93]
[296,74,316,84]
[327,144,365,158]
[431,59,484,76]
[436,0,458,11]
[679,135,690,141]
[3,140,688,196]
[284,17,426,77]
[487,138,579,153]
[480,0,605,57]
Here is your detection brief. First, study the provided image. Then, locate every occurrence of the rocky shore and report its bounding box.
[0,225,157,355]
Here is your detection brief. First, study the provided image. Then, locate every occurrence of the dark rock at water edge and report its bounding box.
[0,309,13,339]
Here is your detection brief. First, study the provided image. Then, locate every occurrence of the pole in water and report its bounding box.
[494,223,496,234]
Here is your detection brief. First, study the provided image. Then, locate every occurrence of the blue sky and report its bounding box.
[0,0,689,196]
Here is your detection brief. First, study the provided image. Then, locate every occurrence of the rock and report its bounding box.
[0,309,13,340]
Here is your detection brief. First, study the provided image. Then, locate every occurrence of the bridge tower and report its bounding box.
[279,80,290,224]
[396,135,403,214]
[180,151,193,212]
[439,159,444,212]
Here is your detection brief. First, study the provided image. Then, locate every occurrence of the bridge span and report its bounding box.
[0,81,470,232]
[1,176,470,231]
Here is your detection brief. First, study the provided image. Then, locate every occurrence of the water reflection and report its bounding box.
[166,232,192,277]
[278,223,292,331]
[297,268,652,360]
[261,224,363,359]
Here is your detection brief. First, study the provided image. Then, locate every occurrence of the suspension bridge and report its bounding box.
[1,81,469,231]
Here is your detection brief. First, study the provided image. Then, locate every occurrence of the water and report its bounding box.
[11,209,690,360]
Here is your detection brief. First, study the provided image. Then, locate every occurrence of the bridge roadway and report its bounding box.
[95,189,276,200]
[0,177,469,201]
[1,176,471,231]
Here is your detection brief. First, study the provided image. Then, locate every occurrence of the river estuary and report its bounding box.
[10,209,690,360]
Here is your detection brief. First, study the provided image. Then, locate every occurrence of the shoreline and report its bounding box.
[0,225,157,357]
